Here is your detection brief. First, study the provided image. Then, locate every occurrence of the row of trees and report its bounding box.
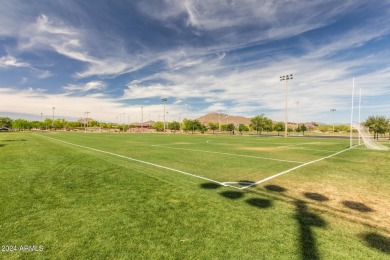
[2,115,390,137]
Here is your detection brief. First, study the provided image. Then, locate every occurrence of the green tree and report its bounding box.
[12,119,32,130]
[168,121,181,133]
[0,117,13,128]
[238,124,249,134]
[297,124,307,135]
[153,121,165,132]
[182,119,204,134]
[208,122,219,133]
[273,122,285,136]
[364,115,389,139]
[250,114,272,135]
[226,123,235,134]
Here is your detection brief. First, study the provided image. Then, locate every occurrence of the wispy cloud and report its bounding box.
[0,55,30,68]
[63,81,106,93]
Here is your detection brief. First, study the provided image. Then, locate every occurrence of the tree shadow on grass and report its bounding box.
[3,139,27,142]
[304,192,329,202]
[264,184,287,192]
[200,182,221,189]
[246,198,272,209]
[342,201,373,212]
[238,180,256,187]
[295,199,327,260]
[0,144,5,148]
[219,191,244,200]
[362,232,390,254]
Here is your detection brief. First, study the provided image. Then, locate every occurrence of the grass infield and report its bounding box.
[1,132,389,259]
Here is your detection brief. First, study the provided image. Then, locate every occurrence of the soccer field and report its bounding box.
[1,132,389,259]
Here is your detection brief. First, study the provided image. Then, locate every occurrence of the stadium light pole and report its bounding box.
[40,113,43,122]
[141,106,144,130]
[84,111,89,133]
[121,113,126,132]
[52,107,55,130]
[330,109,336,132]
[162,98,167,133]
[280,74,293,137]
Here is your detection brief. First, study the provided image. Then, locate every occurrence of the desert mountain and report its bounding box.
[196,113,251,125]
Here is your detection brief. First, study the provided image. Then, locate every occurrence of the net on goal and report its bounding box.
[352,123,389,151]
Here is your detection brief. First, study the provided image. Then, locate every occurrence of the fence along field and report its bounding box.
[0,131,389,259]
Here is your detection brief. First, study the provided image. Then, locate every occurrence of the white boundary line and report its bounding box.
[151,144,304,164]
[239,146,355,190]
[37,134,240,190]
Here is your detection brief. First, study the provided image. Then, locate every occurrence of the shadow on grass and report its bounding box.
[362,232,390,254]
[200,183,221,189]
[220,191,244,199]
[264,184,287,192]
[0,144,5,147]
[3,139,27,142]
[342,201,373,212]
[246,198,272,209]
[304,192,329,202]
[295,199,327,260]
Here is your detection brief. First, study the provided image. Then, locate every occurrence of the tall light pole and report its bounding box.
[120,113,126,132]
[296,101,300,135]
[162,98,167,133]
[141,106,144,129]
[40,113,43,122]
[330,109,336,132]
[280,74,293,137]
[84,112,90,132]
[52,107,55,130]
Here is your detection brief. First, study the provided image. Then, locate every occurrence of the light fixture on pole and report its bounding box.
[162,98,167,133]
[330,109,336,132]
[280,74,293,137]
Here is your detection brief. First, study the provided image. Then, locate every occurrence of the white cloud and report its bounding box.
[0,55,30,68]
[63,81,106,92]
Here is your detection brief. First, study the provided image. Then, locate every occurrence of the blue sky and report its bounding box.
[1,0,390,124]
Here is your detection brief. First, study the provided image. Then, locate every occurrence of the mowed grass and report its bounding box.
[0,132,389,259]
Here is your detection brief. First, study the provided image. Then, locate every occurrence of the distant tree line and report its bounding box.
[1,114,389,138]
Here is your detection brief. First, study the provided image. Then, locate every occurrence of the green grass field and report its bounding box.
[1,132,389,259]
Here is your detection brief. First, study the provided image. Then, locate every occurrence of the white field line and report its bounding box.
[37,135,240,190]
[239,146,355,190]
[151,144,304,164]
